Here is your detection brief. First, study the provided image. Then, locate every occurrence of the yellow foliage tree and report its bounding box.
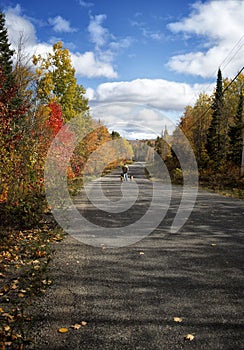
[33,41,89,122]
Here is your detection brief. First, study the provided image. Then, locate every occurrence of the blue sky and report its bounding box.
[2,0,244,138]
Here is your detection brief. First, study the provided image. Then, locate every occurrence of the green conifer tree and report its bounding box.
[0,11,14,90]
[228,91,243,166]
[206,68,225,166]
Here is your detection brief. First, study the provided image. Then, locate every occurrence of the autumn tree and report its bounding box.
[170,118,193,168]
[0,12,37,225]
[178,95,212,169]
[154,127,171,160]
[0,12,62,226]
[12,34,35,106]
[33,41,89,122]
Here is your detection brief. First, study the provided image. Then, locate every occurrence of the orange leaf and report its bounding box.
[58,327,69,333]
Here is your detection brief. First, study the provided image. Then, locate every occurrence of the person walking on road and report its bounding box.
[122,163,129,181]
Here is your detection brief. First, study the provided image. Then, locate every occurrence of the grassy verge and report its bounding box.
[0,224,64,349]
[199,173,244,199]
[144,162,244,199]
[199,182,244,199]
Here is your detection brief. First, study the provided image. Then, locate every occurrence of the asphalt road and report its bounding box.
[28,163,244,350]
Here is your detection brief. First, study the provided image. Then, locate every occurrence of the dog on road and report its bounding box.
[120,174,134,181]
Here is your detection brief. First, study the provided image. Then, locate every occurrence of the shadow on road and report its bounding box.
[28,163,244,350]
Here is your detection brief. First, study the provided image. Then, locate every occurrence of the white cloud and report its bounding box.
[130,16,164,42]
[5,7,55,61]
[88,79,214,139]
[90,102,173,139]
[87,14,132,64]
[88,14,109,48]
[79,0,94,8]
[71,51,117,78]
[167,0,244,78]
[85,87,96,100]
[93,78,213,110]
[5,5,37,47]
[4,6,117,79]
[109,37,132,51]
[48,16,77,33]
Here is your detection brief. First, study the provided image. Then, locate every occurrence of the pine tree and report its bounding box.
[206,68,225,166]
[0,11,14,90]
[228,91,243,166]
[111,130,121,139]
[0,11,26,138]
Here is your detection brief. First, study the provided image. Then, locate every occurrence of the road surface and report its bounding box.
[28,163,244,350]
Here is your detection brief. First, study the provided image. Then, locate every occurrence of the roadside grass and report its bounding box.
[0,224,64,349]
[144,160,244,199]
[199,173,244,199]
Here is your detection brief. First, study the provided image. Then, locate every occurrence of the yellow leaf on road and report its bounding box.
[11,284,18,290]
[18,293,25,298]
[2,313,14,320]
[81,321,87,326]
[72,324,81,329]
[184,333,194,341]
[58,327,69,333]
[173,317,183,322]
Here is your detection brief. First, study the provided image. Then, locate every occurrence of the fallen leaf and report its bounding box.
[211,243,216,246]
[81,321,87,326]
[58,327,69,333]
[32,260,40,264]
[11,284,18,290]
[71,324,81,330]
[139,251,144,255]
[4,342,12,346]
[2,285,9,293]
[42,279,52,285]
[4,325,11,331]
[173,317,183,323]
[0,272,6,278]
[12,334,22,340]
[184,333,194,341]
[18,293,25,298]
[2,313,14,320]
